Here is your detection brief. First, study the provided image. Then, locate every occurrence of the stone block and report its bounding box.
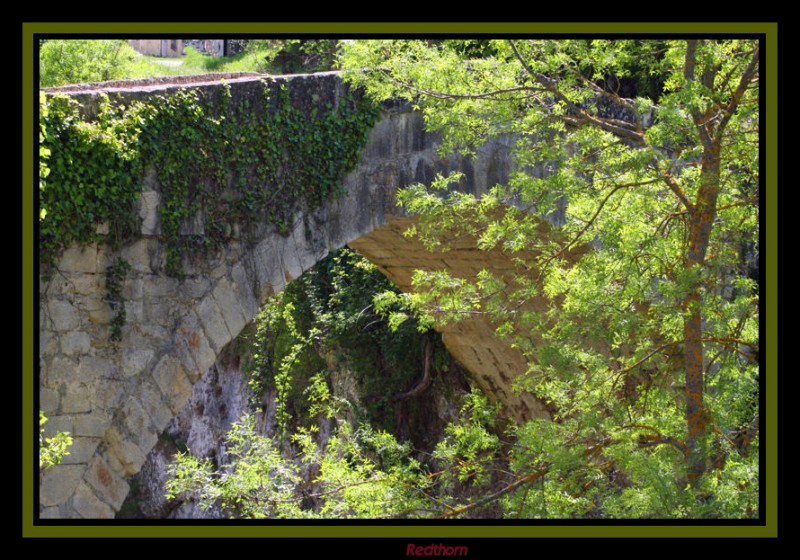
[122,276,144,300]
[174,311,216,382]
[152,355,194,414]
[85,456,130,512]
[59,436,101,465]
[122,398,158,450]
[144,297,176,327]
[120,239,154,274]
[253,240,286,296]
[212,278,247,338]
[87,303,115,325]
[92,378,124,410]
[58,245,97,273]
[72,481,115,518]
[48,356,77,384]
[73,413,111,438]
[143,275,179,298]
[196,295,232,353]
[47,299,80,331]
[231,261,259,320]
[42,414,72,438]
[122,348,154,378]
[61,383,92,414]
[59,331,92,355]
[40,464,85,507]
[139,190,161,235]
[105,428,147,477]
[40,387,59,414]
[181,276,213,299]
[125,299,144,323]
[139,378,174,433]
[76,355,115,383]
[39,507,62,519]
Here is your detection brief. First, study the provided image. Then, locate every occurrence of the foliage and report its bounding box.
[241,39,341,74]
[39,412,73,471]
[105,258,132,342]
[39,93,143,271]
[165,413,436,519]
[40,40,142,88]
[39,80,380,276]
[245,248,447,435]
[340,39,760,517]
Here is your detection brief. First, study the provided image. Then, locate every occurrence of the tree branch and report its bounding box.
[438,466,550,519]
[509,40,646,144]
[654,160,695,213]
[392,334,434,401]
[717,45,759,135]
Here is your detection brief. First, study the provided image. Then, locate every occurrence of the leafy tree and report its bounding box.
[340,39,759,516]
[39,40,141,88]
[39,412,73,471]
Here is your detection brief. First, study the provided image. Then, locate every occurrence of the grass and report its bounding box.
[124,47,271,81]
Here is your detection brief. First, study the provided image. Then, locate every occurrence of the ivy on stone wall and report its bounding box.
[39,79,382,276]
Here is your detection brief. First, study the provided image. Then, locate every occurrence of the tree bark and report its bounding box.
[684,142,722,481]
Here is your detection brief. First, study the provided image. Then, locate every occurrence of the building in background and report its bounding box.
[127,40,184,58]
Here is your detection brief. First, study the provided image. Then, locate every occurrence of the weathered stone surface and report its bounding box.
[72,481,114,518]
[40,507,62,519]
[231,261,259,322]
[48,356,78,384]
[174,311,216,382]
[121,398,158,452]
[211,278,247,339]
[105,428,148,477]
[40,464,85,506]
[85,457,130,511]
[40,387,59,413]
[59,436,101,465]
[196,295,232,354]
[42,414,72,438]
[75,355,114,383]
[120,239,155,274]
[58,245,98,273]
[139,190,161,235]
[122,348,154,378]
[73,413,111,437]
[47,299,81,331]
[139,378,174,433]
[152,355,194,414]
[60,384,92,414]
[59,331,92,355]
[92,379,125,410]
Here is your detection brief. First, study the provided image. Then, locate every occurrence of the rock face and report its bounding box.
[117,330,473,519]
[118,350,250,519]
[38,72,557,518]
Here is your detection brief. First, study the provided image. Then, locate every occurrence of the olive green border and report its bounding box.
[22,22,778,539]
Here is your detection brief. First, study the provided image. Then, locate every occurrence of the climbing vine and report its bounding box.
[39,78,382,276]
[105,258,131,342]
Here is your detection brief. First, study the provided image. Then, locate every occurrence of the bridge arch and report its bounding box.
[39,72,552,518]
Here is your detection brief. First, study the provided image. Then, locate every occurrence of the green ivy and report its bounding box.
[106,258,132,342]
[39,78,381,277]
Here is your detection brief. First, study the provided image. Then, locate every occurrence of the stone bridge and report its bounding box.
[39,72,558,518]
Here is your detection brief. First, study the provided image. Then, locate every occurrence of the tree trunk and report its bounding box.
[684,142,722,481]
